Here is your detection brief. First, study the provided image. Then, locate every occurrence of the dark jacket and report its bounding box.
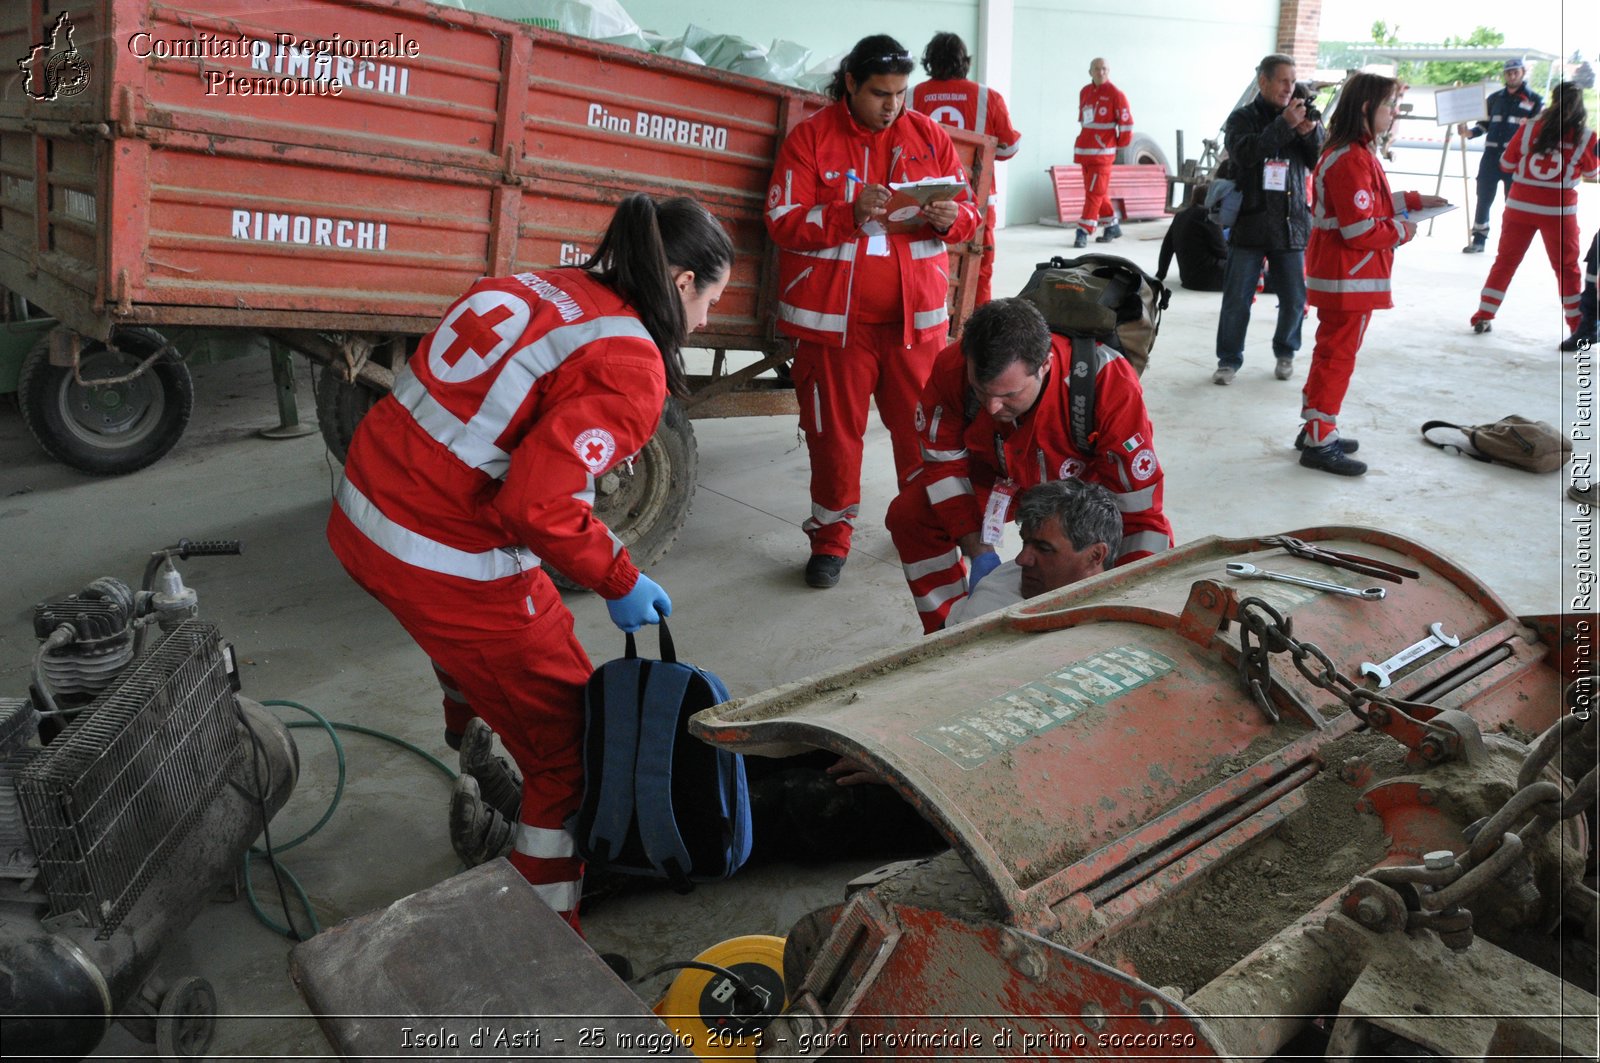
[1468,84,1543,174]
[1157,202,1227,291]
[1223,94,1323,251]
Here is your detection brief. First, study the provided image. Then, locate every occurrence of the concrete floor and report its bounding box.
[0,184,1595,1056]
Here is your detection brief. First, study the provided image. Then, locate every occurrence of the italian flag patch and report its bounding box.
[1122,434,1143,453]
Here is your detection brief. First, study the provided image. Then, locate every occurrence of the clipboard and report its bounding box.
[882,177,966,233]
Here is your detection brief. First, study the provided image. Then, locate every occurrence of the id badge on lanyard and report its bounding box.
[1263,159,1289,192]
[981,433,1016,546]
[982,479,1018,546]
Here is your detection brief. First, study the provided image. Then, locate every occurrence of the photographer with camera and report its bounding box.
[1211,54,1323,387]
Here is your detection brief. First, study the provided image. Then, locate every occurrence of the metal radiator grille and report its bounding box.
[16,621,242,935]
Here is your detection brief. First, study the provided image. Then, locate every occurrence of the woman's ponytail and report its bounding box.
[584,194,732,397]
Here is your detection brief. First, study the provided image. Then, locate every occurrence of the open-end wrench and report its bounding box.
[1360,623,1461,689]
[1225,562,1387,600]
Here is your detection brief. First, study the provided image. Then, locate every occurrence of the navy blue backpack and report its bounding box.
[570,622,752,892]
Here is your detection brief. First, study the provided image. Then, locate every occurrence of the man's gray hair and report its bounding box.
[1257,53,1295,78]
[1016,479,1121,570]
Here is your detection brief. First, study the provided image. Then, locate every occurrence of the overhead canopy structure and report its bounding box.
[1365,47,1559,63]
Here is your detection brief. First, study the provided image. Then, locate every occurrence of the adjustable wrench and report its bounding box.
[1360,623,1461,689]
[1225,562,1387,600]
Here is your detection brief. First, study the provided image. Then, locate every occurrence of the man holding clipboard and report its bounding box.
[765,34,980,590]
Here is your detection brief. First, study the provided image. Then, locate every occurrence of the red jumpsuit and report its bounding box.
[1303,141,1420,445]
[1472,119,1599,332]
[910,77,1022,305]
[766,101,980,559]
[885,336,1173,632]
[1073,82,1133,235]
[326,269,666,928]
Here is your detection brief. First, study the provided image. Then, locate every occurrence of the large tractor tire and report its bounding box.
[313,368,382,463]
[315,372,698,589]
[16,326,193,475]
[1115,133,1170,172]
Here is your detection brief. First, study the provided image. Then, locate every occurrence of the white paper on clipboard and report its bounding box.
[1407,202,1458,222]
[1435,85,1488,127]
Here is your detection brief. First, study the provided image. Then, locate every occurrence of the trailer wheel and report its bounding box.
[547,397,697,591]
[313,369,382,462]
[16,327,193,475]
[155,975,216,1061]
[1115,133,1170,172]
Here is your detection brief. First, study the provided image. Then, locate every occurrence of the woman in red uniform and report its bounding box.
[327,195,731,927]
[1299,73,1443,476]
[1471,83,1599,336]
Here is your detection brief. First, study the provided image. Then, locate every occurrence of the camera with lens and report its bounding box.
[1293,83,1322,122]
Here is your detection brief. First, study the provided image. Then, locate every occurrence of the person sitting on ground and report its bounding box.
[944,479,1121,625]
[1157,182,1228,292]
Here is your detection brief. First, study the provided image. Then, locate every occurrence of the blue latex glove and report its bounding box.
[606,572,672,632]
[967,550,1001,592]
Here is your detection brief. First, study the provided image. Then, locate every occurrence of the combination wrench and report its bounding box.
[1225,562,1387,600]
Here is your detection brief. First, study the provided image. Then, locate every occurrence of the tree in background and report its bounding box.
[1367,22,1530,86]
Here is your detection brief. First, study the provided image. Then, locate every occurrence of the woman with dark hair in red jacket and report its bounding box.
[1471,82,1599,337]
[327,194,731,928]
[1298,73,1444,476]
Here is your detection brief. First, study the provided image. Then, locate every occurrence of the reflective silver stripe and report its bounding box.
[1077,147,1117,155]
[995,141,1020,160]
[920,446,968,462]
[768,204,802,221]
[1482,287,1506,299]
[572,473,595,508]
[902,546,962,581]
[806,205,826,226]
[926,475,974,504]
[1340,218,1375,239]
[811,383,822,435]
[1118,530,1170,558]
[336,477,534,581]
[976,86,990,141]
[1306,277,1392,294]
[392,365,512,477]
[1110,484,1158,513]
[913,306,950,329]
[1301,406,1337,423]
[778,302,847,333]
[928,406,943,441]
[514,824,575,860]
[1347,252,1374,276]
[1477,300,1500,313]
[474,318,651,471]
[1562,293,1582,305]
[806,502,858,526]
[1312,216,1339,229]
[1505,199,1575,216]
[529,879,581,912]
[1084,121,1119,129]
[914,578,969,614]
[796,243,857,262]
[987,194,999,207]
[1516,176,1576,188]
[909,239,946,260]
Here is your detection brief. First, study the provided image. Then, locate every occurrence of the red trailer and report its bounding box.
[0,0,992,566]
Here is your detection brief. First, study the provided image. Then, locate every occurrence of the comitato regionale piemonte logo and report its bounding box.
[18,12,92,101]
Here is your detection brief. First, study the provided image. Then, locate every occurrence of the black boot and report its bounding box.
[449,775,515,867]
[1073,229,1089,249]
[1294,427,1359,454]
[1095,223,1122,243]
[1298,442,1367,476]
[460,718,523,822]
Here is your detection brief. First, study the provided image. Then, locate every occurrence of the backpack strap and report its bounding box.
[1068,334,1098,455]
[585,656,646,865]
[1420,420,1492,464]
[632,663,696,893]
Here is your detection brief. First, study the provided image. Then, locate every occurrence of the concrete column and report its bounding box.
[977,0,1014,227]
[1276,0,1322,74]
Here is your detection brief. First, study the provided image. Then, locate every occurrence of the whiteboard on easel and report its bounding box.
[1436,85,1488,126]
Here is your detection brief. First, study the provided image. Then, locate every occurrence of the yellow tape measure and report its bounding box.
[653,935,787,1059]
